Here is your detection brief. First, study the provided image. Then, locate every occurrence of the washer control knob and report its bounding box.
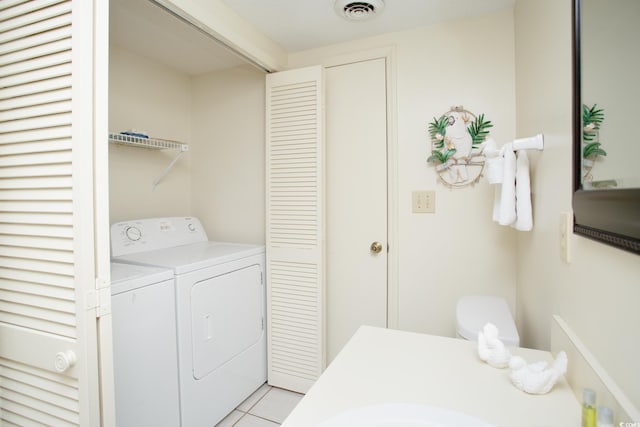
[125,226,142,241]
[188,223,196,232]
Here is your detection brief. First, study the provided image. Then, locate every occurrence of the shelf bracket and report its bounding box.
[152,145,188,191]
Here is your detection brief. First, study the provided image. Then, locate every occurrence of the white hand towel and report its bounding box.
[482,137,500,157]
[492,185,502,222]
[490,137,539,231]
[498,143,517,226]
[486,156,504,184]
[483,137,504,184]
[513,150,532,231]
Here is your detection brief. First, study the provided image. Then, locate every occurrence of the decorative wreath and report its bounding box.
[427,106,492,187]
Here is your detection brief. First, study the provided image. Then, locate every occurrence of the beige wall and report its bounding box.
[515,0,640,406]
[108,45,192,223]
[109,45,265,242]
[289,9,519,338]
[190,65,266,244]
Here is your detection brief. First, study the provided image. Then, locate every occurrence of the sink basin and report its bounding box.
[317,403,496,427]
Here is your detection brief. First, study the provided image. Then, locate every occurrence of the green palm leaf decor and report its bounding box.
[583,142,607,158]
[428,116,449,149]
[427,148,457,164]
[467,114,493,148]
[582,104,606,158]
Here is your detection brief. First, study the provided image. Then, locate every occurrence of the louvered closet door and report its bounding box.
[0,1,104,425]
[266,66,324,393]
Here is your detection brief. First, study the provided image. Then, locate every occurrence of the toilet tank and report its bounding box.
[455,296,520,347]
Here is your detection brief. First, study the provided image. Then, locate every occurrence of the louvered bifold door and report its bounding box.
[266,66,325,393]
[0,1,102,426]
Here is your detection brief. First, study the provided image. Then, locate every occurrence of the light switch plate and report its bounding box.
[412,191,435,213]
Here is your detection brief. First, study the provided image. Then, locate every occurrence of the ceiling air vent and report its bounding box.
[334,0,385,21]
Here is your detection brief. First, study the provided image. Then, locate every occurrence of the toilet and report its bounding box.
[455,295,520,347]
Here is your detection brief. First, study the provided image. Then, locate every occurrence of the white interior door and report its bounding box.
[325,58,388,362]
[0,1,111,425]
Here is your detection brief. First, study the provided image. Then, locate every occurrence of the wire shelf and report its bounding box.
[108,132,189,190]
[108,133,189,152]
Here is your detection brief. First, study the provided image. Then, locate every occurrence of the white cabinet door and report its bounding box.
[325,58,388,363]
[0,1,110,425]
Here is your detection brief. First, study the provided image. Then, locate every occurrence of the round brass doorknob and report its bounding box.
[370,241,383,254]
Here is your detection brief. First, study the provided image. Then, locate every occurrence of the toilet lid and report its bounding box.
[456,296,520,347]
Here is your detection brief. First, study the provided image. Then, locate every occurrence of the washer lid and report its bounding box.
[455,296,520,346]
[110,262,173,295]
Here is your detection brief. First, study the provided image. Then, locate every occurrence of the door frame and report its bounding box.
[320,47,399,329]
[92,0,116,423]
[74,0,114,423]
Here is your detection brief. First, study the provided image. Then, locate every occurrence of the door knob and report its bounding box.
[54,350,77,373]
[370,241,383,254]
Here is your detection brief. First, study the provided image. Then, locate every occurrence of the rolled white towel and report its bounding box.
[477,323,512,369]
[509,351,568,394]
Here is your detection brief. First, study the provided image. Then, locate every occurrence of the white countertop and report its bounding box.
[282,326,581,427]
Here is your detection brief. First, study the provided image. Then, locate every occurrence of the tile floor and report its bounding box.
[215,383,304,427]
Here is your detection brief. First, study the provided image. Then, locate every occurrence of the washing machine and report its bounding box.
[111,217,267,427]
[110,262,180,427]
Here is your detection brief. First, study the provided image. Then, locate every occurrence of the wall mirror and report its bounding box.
[572,0,640,254]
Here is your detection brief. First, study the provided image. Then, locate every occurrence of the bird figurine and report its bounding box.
[477,322,512,368]
[508,351,568,394]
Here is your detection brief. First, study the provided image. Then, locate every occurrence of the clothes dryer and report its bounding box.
[110,262,180,427]
[111,217,266,427]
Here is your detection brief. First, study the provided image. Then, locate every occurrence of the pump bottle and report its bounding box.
[582,388,596,427]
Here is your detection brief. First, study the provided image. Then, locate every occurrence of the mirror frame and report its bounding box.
[572,0,640,254]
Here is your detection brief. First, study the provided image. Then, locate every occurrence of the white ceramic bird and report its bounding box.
[508,351,568,394]
[477,322,512,368]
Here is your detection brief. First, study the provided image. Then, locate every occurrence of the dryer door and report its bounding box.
[191,264,264,379]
